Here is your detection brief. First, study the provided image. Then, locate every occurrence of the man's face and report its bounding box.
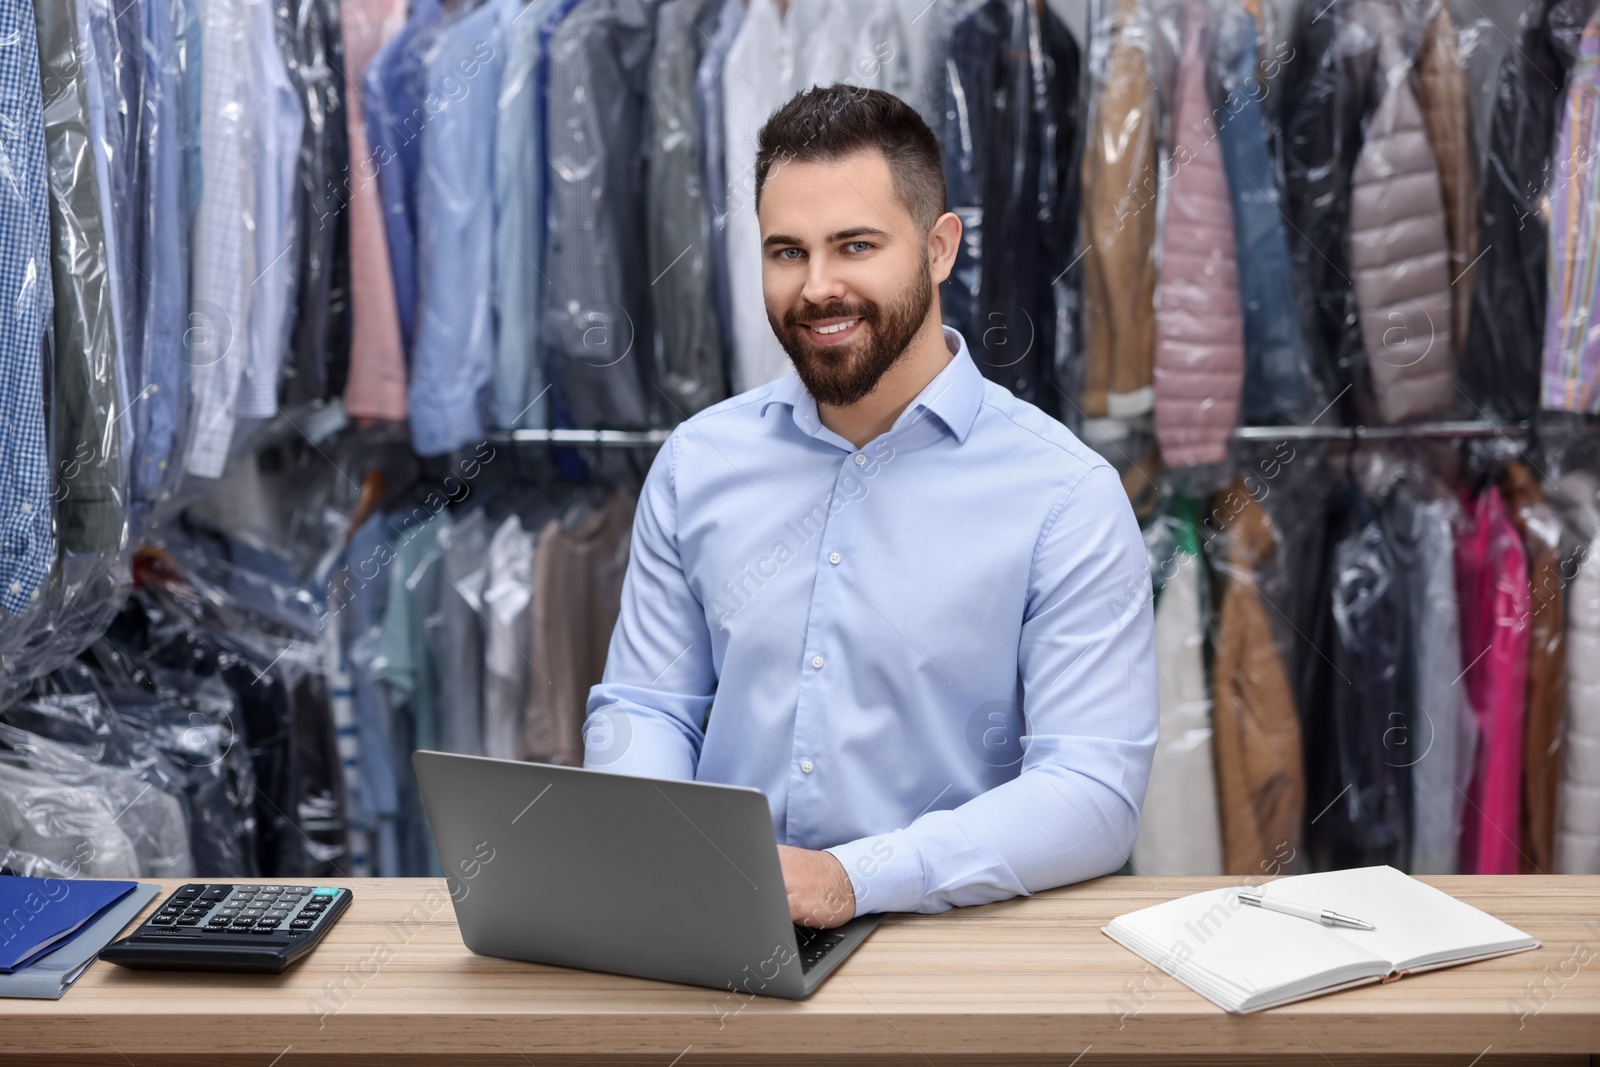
[759,150,935,407]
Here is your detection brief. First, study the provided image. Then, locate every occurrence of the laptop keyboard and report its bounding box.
[792,924,847,973]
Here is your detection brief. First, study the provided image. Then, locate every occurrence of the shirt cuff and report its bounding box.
[824,828,925,917]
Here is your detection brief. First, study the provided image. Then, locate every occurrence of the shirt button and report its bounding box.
[800,759,814,774]
[811,655,824,669]
[853,453,866,466]
[8,582,20,595]
[828,551,841,565]
[149,384,159,394]
[20,502,31,514]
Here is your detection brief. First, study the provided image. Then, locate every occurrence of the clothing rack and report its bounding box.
[501,429,673,446]
[496,421,1559,447]
[1232,420,1534,442]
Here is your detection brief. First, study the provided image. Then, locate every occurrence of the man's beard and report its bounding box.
[768,258,933,407]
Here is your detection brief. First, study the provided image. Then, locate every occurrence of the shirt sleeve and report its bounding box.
[824,462,1160,916]
[583,432,717,781]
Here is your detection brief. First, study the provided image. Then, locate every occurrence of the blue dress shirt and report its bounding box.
[0,0,55,614]
[584,327,1158,917]
[131,0,189,536]
[408,0,514,455]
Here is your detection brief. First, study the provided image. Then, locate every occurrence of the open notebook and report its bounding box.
[1101,865,1539,1014]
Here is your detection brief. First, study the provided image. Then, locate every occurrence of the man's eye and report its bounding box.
[776,248,803,260]
[846,241,873,253]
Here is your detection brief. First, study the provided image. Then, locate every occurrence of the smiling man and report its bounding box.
[584,85,1158,929]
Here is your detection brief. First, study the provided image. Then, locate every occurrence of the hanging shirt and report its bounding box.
[237,0,306,419]
[646,0,729,420]
[541,0,662,431]
[490,0,562,432]
[586,326,1158,917]
[77,0,135,481]
[36,0,124,547]
[131,0,190,535]
[695,0,746,392]
[340,0,410,422]
[0,0,55,613]
[408,0,514,455]
[364,0,444,356]
[185,0,255,478]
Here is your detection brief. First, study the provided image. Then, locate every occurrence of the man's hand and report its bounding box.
[777,844,856,929]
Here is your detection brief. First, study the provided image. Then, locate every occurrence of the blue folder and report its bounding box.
[0,877,139,973]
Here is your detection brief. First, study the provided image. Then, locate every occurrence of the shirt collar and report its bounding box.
[759,326,984,447]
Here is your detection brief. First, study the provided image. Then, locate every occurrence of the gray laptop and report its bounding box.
[412,750,883,999]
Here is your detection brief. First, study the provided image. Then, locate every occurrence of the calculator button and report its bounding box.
[288,886,313,896]
[290,918,314,930]
[231,917,256,928]
[200,887,229,900]
[151,916,177,926]
[175,885,202,898]
[176,916,204,926]
[256,917,281,928]
[311,887,339,897]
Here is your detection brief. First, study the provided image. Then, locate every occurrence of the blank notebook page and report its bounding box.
[1259,864,1535,970]
[1112,886,1389,995]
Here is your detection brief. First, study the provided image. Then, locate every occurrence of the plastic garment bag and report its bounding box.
[0,721,193,879]
[127,0,194,540]
[542,0,660,431]
[406,0,515,455]
[340,0,410,425]
[1312,479,1412,871]
[645,0,729,421]
[1540,10,1600,413]
[1151,0,1244,468]
[1460,0,1599,421]
[1,0,136,706]
[1079,0,1157,420]
[490,0,548,433]
[941,0,1081,419]
[1130,497,1224,875]
[1454,483,1530,873]
[1546,470,1600,873]
[279,0,354,407]
[1347,0,1456,424]
[1375,470,1474,875]
[1413,0,1478,360]
[0,1,56,629]
[1206,474,1305,876]
[1213,0,1319,427]
[1499,462,1567,875]
[1279,0,1376,425]
[0,762,141,878]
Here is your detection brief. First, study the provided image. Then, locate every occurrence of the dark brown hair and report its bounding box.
[754,84,947,234]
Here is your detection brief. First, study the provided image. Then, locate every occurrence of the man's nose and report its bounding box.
[801,258,848,306]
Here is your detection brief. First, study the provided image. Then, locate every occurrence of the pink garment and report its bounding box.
[1454,485,1529,874]
[340,0,409,421]
[1152,0,1245,467]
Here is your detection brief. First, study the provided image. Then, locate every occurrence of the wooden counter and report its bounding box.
[5,874,1598,1066]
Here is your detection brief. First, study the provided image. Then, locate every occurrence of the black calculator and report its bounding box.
[100,883,352,973]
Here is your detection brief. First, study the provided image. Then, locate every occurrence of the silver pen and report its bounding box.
[1236,889,1376,930]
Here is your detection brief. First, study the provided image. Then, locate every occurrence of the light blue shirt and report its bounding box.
[584,327,1158,917]
[408,0,514,455]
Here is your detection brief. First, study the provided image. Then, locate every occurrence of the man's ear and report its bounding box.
[926,211,962,285]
